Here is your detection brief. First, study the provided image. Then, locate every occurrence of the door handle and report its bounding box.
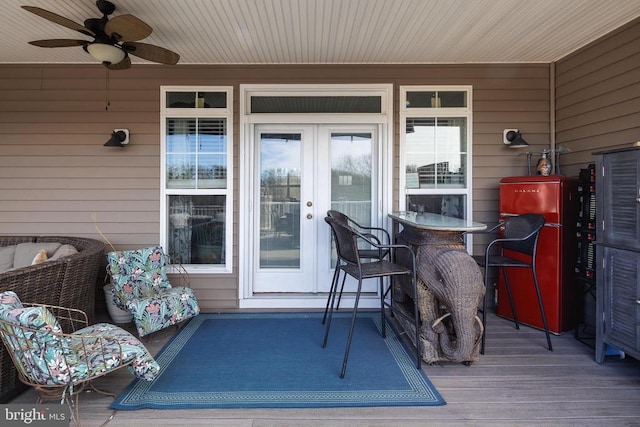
[307,213,313,219]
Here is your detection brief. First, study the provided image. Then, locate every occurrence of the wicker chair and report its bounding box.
[323,210,391,323]
[323,216,421,378]
[35,237,105,322]
[0,291,159,426]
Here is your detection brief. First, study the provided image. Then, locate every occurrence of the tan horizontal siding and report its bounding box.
[185,276,239,309]
[555,17,640,177]
[0,61,554,311]
[0,200,158,211]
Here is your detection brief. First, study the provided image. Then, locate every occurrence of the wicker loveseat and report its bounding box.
[0,236,104,403]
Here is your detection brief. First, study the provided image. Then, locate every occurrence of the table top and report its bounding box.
[388,212,487,232]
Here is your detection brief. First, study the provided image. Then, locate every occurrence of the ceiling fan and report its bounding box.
[22,0,180,69]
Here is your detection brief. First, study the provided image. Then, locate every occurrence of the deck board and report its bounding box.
[8,310,640,426]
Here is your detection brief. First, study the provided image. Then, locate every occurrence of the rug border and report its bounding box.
[111,311,446,410]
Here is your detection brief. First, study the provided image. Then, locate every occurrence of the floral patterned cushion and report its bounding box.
[0,291,25,311]
[106,247,173,309]
[69,323,160,381]
[0,292,69,385]
[125,286,200,337]
[106,247,200,337]
[0,290,63,339]
[0,291,159,386]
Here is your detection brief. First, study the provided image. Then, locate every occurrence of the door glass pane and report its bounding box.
[330,132,373,264]
[259,133,301,268]
[405,117,467,189]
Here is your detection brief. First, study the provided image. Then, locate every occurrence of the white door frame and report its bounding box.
[239,84,394,309]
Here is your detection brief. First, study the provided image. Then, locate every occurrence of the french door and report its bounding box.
[251,123,380,295]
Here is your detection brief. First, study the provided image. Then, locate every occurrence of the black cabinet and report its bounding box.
[575,164,596,344]
[595,147,640,364]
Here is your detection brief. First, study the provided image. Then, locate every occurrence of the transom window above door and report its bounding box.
[250,96,382,113]
[242,85,391,118]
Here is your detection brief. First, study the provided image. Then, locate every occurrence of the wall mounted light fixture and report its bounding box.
[104,129,130,147]
[503,129,529,148]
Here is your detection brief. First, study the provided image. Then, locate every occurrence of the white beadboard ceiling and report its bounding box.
[2,0,640,65]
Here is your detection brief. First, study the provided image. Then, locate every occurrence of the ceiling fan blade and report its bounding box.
[105,15,152,42]
[123,42,180,65]
[107,56,132,70]
[28,39,88,48]
[21,6,95,37]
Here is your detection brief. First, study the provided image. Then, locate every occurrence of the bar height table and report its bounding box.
[388,212,487,364]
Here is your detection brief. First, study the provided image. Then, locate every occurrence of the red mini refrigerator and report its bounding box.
[497,175,578,334]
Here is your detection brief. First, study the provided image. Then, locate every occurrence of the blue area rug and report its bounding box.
[111,312,445,409]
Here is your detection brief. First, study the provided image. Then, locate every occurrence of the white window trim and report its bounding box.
[160,86,234,273]
[399,85,474,223]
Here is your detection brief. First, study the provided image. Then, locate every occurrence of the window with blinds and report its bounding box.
[161,87,233,272]
[400,86,472,221]
[166,118,227,189]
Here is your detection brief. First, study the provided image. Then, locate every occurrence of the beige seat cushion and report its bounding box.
[13,242,62,269]
[48,244,78,261]
[0,246,16,273]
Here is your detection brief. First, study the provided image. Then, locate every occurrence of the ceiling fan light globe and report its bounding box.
[87,42,125,65]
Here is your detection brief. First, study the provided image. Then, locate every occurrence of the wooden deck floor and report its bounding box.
[10,310,640,426]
